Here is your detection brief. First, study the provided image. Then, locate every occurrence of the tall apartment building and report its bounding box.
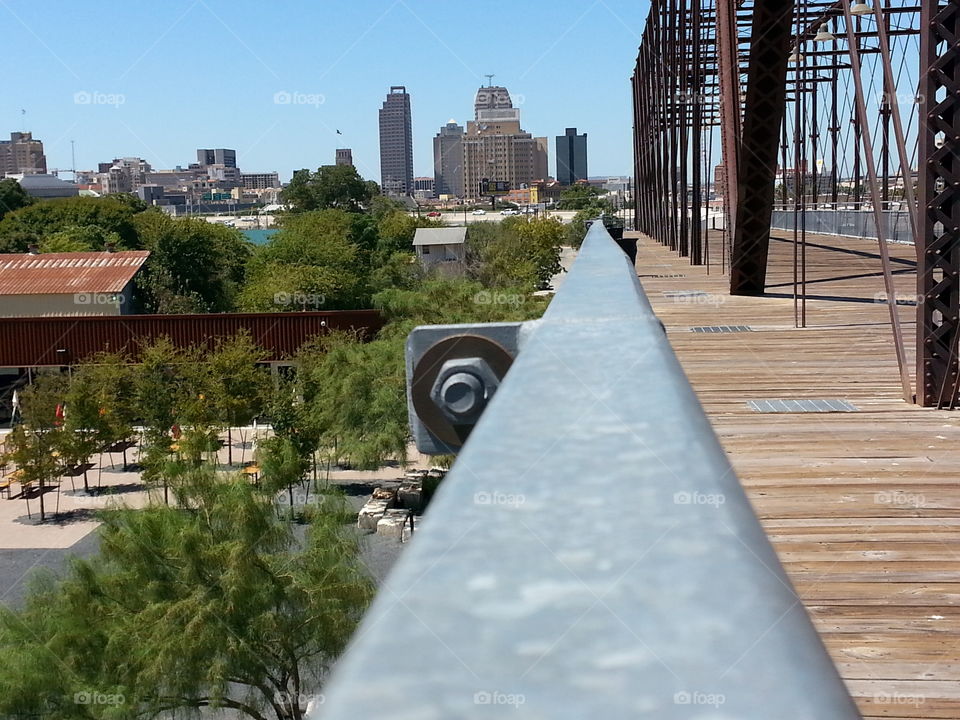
[556,127,588,184]
[196,148,237,168]
[433,120,464,197]
[335,148,353,167]
[462,86,548,200]
[0,132,46,176]
[378,86,414,195]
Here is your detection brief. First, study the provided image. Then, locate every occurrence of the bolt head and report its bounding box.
[429,357,501,426]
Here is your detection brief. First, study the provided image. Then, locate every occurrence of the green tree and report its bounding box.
[0,196,142,253]
[134,212,253,313]
[40,224,124,253]
[556,183,613,210]
[467,216,563,290]
[135,337,190,504]
[208,331,270,465]
[0,177,33,221]
[0,471,374,720]
[238,210,368,311]
[281,165,374,213]
[59,355,134,494]
[4,374,67,522]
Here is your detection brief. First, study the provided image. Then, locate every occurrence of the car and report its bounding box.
[426,211,441,217]
[472,209,487,215]
[500,209,513,215]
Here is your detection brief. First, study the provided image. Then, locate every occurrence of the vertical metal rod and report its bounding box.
[841,0,913,403]
[870,0,920,245]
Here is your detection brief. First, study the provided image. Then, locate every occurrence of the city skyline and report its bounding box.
[1,0,647,183]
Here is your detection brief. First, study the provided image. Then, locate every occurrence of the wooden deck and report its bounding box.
[630,229,960,719]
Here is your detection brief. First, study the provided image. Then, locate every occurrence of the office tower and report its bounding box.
[378,86,414,195]
[196,148,237,168]
[0,132,46,175]
[336,148,354,167]
[462,85,547,199]
[556,128,588,185]
[433,120,464,197]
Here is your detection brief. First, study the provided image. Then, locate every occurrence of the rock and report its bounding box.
[357,498,390,531]
[397,481,422,511]
[372,487,397,502]
[377,509,417,541]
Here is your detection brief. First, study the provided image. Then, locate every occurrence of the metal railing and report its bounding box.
[315,223,860,718]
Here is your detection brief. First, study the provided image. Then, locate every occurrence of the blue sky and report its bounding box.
[2,0,649,183]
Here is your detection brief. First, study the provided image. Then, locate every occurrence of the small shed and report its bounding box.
[0,250,150,317]
[412,227,467,274]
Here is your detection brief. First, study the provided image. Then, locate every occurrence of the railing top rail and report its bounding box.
[315,223,859,719]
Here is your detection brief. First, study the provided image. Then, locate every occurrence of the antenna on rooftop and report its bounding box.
[484,74,495,87]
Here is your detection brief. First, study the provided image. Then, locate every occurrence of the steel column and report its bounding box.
[729,0,796,295]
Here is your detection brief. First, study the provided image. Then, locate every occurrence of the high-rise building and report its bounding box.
[240,172,281,189]
[378,86,414,195]
[0,132,46,176]
[462,85,548,199]
[196,148,237,168]
[556,128,588,185]
[433,120,464,197]
[335,148,353,167]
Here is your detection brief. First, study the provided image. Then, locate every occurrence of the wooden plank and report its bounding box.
[632,229,960,719]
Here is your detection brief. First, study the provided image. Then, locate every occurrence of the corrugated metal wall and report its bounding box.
[0,310,384,366]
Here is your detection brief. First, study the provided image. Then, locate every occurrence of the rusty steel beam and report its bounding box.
[729,0,796,296]
[918,0,960,407]
[715,0,741,244]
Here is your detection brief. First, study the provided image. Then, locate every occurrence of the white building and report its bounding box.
[413,227,467,275]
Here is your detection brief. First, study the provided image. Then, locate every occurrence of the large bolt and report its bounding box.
[430,357,501,426]
[439,372,484,419]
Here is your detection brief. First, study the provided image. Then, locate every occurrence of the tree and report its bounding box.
[556,183,613,210]
[134,212,253,313]
[208,331,270,465]
[135,337,190,504]
[0,196,142,253]
[238,210,368,311]
[3,374,66,522]
[0,471,374,720]
[0,177,33,221]
[281,165,374,213]
[40,224,124,253]
[466,216,564,290]
[60,354,135,494]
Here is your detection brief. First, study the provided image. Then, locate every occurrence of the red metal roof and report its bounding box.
[0,251,150,296]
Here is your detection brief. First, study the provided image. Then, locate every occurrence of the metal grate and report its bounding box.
[747,398,859,413]
[691,325,753,333]
[639,273,686,278]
